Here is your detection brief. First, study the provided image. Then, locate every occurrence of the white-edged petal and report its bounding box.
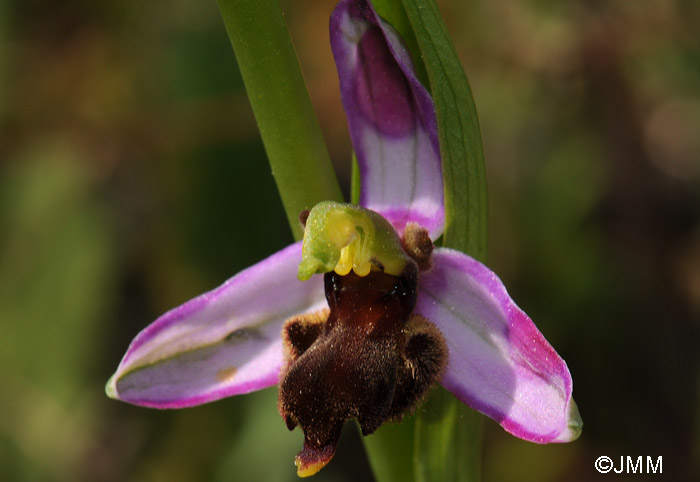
[416,248,581,443]
[107,242,326,408]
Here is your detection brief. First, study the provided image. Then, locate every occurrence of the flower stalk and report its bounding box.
[401,0,489,261]
[360,0,489,480]
[402,1,488,481]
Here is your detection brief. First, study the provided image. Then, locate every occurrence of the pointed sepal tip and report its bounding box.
[105,373,118,400]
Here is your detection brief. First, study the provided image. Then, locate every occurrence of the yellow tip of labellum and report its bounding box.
[295,455,329,478]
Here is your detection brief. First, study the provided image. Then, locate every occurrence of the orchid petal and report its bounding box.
[330,0,444,239]
[416,248,582,443]
[106,242,326,409]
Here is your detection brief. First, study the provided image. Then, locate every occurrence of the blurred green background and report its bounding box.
[1,0,698,481]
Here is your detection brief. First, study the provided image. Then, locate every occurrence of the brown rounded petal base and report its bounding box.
[401,223,433,271]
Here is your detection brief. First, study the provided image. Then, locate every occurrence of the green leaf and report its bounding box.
[216,0,343,241]
[402,0,488,263]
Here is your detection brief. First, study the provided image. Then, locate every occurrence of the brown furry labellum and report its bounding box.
[278,261,447,477]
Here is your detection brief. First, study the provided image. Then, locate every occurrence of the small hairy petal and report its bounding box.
[106,242,326,409]
[416,248,582,443]
[330,0,444,239]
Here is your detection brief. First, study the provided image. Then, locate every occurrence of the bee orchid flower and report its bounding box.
[107,0,581,477]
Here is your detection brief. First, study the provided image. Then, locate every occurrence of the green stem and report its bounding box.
[216,0,343,241]
[414,388,482,482]
[363,418,417,482]
[403,0,489,481]
[350,152,361,205]
[363,0,488,479]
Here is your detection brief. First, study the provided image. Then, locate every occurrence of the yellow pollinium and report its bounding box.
[297,201,410,281]
[334,239,372,277]
[326,208,372,277]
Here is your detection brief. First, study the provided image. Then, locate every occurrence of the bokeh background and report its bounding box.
[1,0,699,481]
